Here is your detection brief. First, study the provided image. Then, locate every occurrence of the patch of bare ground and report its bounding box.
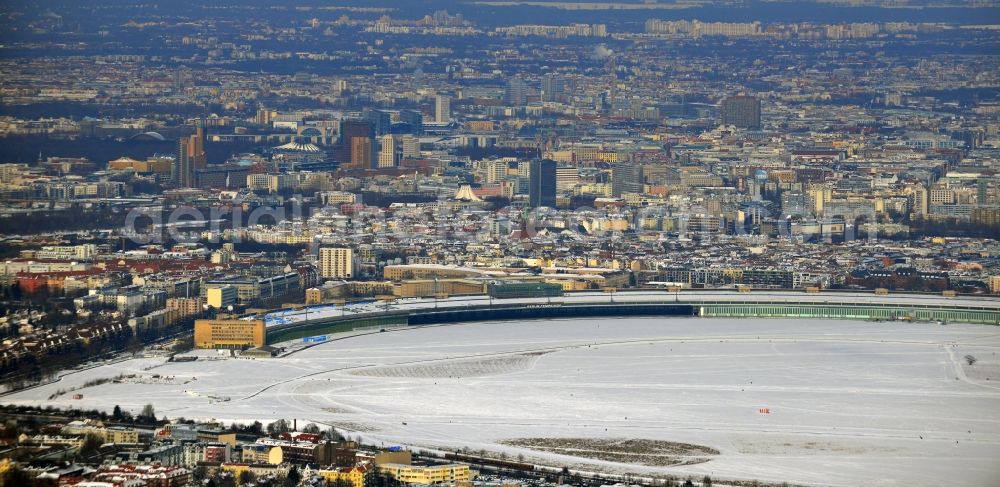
[425,444,804,487]
[735,439,900,455]
[350,352,549,378]
[329,421,379,433]
[321,406,354,414]
[500,438,719,466]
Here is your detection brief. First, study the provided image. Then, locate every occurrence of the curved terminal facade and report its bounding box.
[261,290,1000,344]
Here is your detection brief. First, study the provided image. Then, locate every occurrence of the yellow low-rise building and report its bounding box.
[394,279,485,298]
[597,150,620,163]
[198,430,238,447]
[104,427,139,444]
[377,464,471,485]
[465,120,495,132]
[384,264,486,281]
[318,466,369,487]
[61,421,139,444]
[307,281,396,304]
[108,156,172,174]
[545,278,592,291]
[239,444,283,465]
[206,286,238,308]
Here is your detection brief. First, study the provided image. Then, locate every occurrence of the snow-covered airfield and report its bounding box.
[6,317,1000,486]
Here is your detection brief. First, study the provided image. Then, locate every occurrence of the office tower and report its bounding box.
[529,159,557,208]
[340,119,374,144]
[434,95,451,123]
[173,125,206,188]
[337,119,374,166]
[611,163,643,197]
[780,192,809,217]
[319,247,354,279]
[930,184,955,205]
[556,166,579,191]
[505,78,529,106]
[978,178,989,205]
[911,185,929,218]
[174,138,192,188]
[720,95,762,129]
[482,159,509,184]
[541,74,565,102]
[516,160,531,179]
[350,136,373,169]
[255,105,274,125]
[401,134,420,158]
[191,125,206,170]
[367,109,391,136]
[378,134,399,168]
[399,109,423,134]
[808,184,833,215]
[173,67,184,90]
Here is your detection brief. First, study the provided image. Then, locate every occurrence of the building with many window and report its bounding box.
[376,464,471,485]
[378,134,399,168]
[193,319,265,349]
[529,159,556,208]
[173,126,206,188]
[611,163,643,197]
[434,95,451,124]
[318,466,369,487]
[320,247,354,279]
[720,95,762,129]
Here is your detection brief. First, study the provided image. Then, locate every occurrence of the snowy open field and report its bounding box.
[6,317,1000,486]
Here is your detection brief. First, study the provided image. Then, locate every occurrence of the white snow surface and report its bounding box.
[6,317,1000,486]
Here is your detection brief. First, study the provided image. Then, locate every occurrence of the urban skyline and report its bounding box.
[0,1,999,487]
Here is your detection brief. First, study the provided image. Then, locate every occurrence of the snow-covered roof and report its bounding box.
[273,141,321,153]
